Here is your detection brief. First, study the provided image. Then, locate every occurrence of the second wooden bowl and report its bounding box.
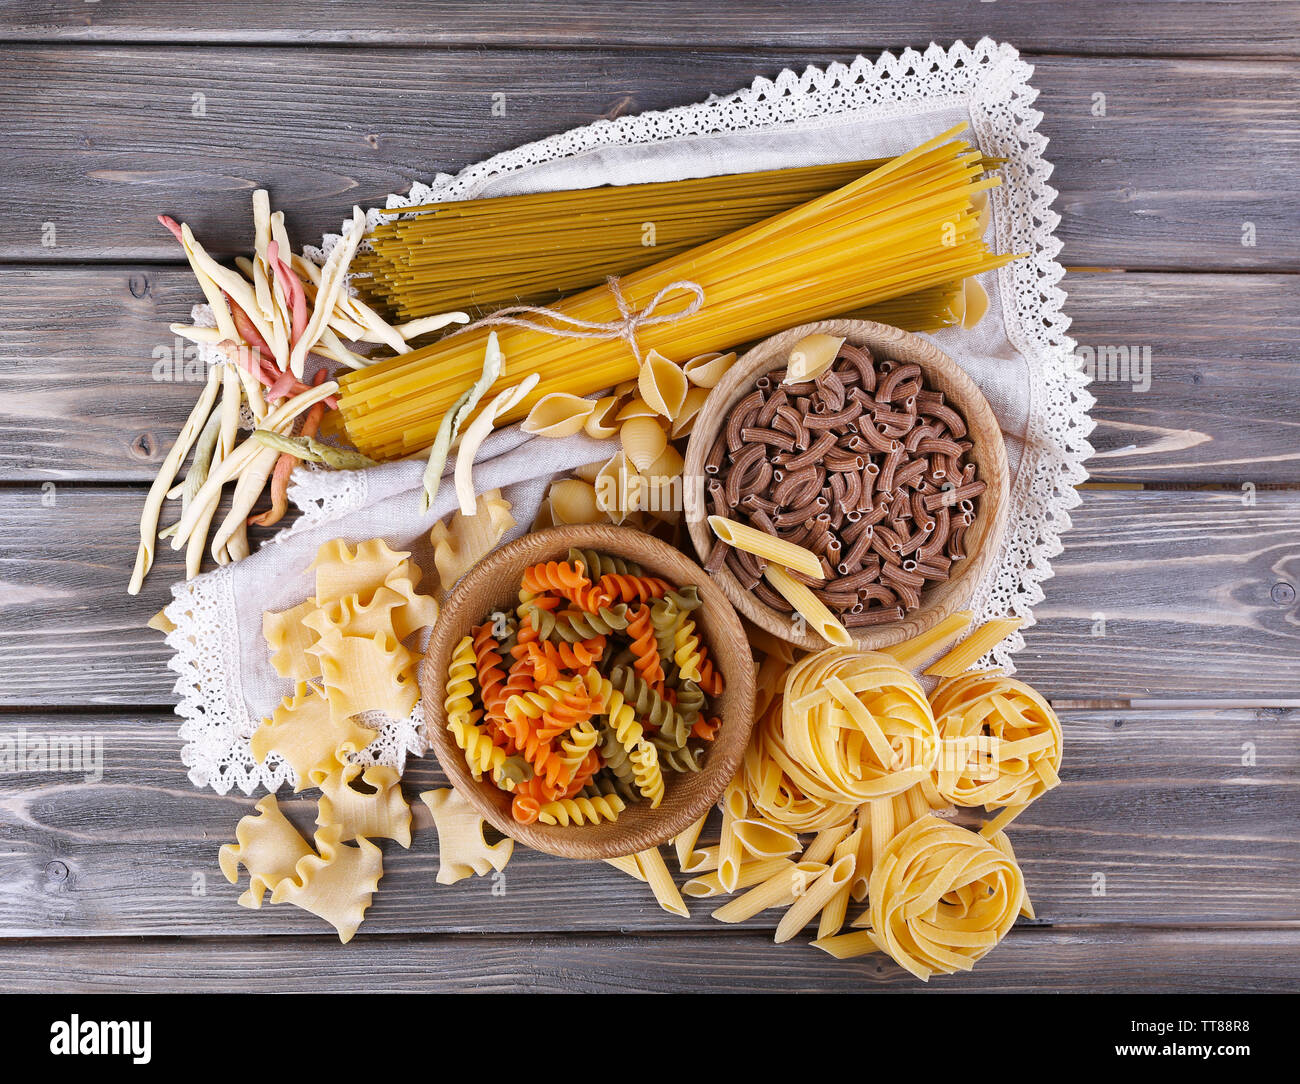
[683,319,1010,654]
[421,524,756,860]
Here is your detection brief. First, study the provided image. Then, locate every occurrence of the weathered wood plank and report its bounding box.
[2,1,1296,58]
[2,487,1296,705]
[0,48,1295,269]
[0,707,1293,937]
[3,268,1298,484]
[1073,273,1300,484]
[0,928,1292,994]
[1012,490,1300,699]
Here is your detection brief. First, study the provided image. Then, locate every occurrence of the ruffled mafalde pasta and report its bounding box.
[249,682,377,791]
[229,534,441,942]
[421,787,515,885]
[270,825,384,945]
[930,670,1063,836]
[316,762,412,848]
[430,488,515,592]
[218,795,313,909]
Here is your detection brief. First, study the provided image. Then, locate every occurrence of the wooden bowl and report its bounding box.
[420,524,756,860]
[683,319,1010,654]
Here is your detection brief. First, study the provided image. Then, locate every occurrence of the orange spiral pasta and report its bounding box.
[598,573,673,605]
[625,605,666,691]
[521,559,590,595]
[472,622,510,723]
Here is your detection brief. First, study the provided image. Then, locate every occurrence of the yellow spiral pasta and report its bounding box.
[444,635,478,721]
[630,739,665,807]
[781,648,939,803]
[860,815,1028,981]
[447,714,508,784]
[578,668,645,750]
[672,617,703,683]
[537,793,627,826]
[929,671,1063,835]
[558,718,600,777]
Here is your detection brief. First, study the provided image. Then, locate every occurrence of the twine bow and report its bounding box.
[449,276,705,366]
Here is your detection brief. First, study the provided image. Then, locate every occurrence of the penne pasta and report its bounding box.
[762,565,852,646]
[708,515,824,580]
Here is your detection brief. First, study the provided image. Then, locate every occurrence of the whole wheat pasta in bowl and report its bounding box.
[683,319,1009,653]
[421,524,756,860]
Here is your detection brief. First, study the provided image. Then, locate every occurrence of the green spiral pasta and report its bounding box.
[567,547,643,581]
[607,664,690,750]
[656,742,704,773]
[546,604,630,643]
[674,679,706,727]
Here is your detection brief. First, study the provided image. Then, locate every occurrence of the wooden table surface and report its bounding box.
[1,2,1297,994]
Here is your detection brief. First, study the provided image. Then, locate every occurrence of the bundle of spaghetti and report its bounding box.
[358,157,1002,322]
[336,125,1019,460]
[357,159,895,318]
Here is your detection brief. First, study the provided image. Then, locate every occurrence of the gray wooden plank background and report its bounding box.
[0,2,1297,993]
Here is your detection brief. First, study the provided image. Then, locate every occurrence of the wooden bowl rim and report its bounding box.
[421,523,757,860]
[683,318,1010,653]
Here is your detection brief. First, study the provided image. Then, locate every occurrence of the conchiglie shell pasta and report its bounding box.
[784,333,845,384]
[620,416,668,471]
[615,396,660,422]
[547,478,603,525]
[522,392,597,438]
[670,385,711,439]
[637,349,689,419]
[583,395,624,439]
[594,450,643,524]
[962,277,990,329]
[683,350,736,389]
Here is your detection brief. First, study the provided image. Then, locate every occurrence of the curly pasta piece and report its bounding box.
[270,825,383,945]
[630,739,665,807]
[598,572,673,605]
[521,559,590,595]
[420,788,514,885]
[558,719,601,778]
[608,664,689,749]
[546,604,630,643]
[579,668,644,751]
[218,795,313,909]
[472,621,509,724]
[655,743,704,773]
[625,604,667,690]
[566,547,643,581]
[672,616,704,683]
[538,792,626,826]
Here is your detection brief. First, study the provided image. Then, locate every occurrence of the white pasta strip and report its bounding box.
[288,207,365,378]
[454,372,540,515]
[127,363,222,595]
